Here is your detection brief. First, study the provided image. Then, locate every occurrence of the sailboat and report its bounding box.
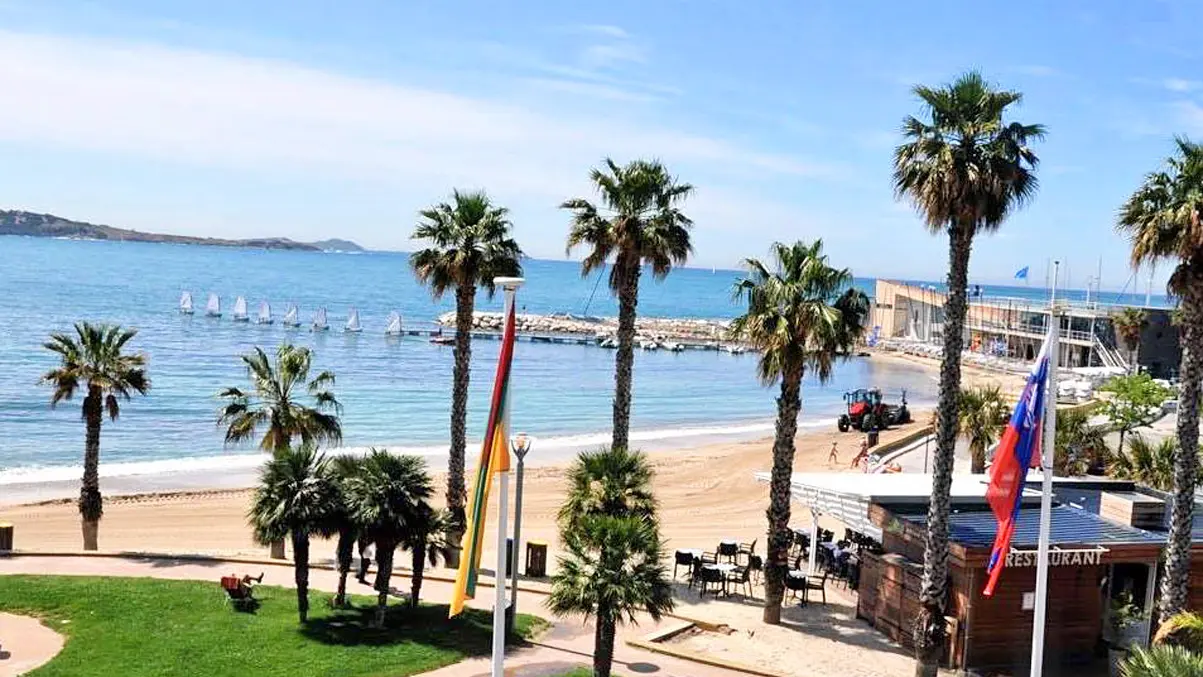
[344,308,363,333]
[232,296,250,322]
[179,291,194,315]
[384,311,403,335]
[256,301,273,325]
[312,307,329,332]
[282,304,300,327]
[205,293,221,317]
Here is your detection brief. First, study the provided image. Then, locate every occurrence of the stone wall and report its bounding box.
[437,311,732,342]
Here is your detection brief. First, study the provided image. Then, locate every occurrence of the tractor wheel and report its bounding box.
[838,415,851,433]
[860,414,876,433]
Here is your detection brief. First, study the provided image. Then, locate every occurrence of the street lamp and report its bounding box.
[507,432,533,628]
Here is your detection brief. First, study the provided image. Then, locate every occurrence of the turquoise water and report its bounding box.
[0,236,944,484]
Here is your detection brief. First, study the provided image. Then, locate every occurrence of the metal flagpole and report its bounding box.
[1030,261,1060,677]
[492,277,523,677]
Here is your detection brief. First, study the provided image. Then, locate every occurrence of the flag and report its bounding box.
[449,302,517,617]
[1015,266,1029,280]
[982,334,1051,597]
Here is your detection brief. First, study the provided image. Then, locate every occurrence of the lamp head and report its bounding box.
[511,432,532,457]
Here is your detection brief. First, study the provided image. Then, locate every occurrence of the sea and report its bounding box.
[0,237,1174,493]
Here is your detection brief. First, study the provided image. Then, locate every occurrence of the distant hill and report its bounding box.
[0,210,364,253]
[310,238,366,252]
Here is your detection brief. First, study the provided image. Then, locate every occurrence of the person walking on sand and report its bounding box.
[851,438,870,470]
[828,440,839,465]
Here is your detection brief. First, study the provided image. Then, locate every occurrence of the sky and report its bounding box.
[0,1,1200,291]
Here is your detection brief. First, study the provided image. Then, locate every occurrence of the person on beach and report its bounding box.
[828,441,839,465]
[851,439,870,471]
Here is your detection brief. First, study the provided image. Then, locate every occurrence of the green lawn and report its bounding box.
[0,575,545,677]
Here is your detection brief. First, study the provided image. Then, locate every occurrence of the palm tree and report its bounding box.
[403,504,452,609]
[1153,611,1203,652]
[558,445,657,535]
[247,445,339,622]
[1118,137,1203,621]
[410,190,523,562]
[344,449,434,627]
[548,514,673,677]
[893,70,1044,671]
[218,344,342,455]
[329,454,365,607]
[728,240,868,624]
[1109,435,1179,492]
[1055,408,1109,476]
[956,385,1008,474]
[563,159,694,451]
[1112,308,1148,373]
[42,322,150,550]
[1120,645,1203,677]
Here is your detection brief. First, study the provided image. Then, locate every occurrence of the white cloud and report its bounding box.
[0,30,845,259]
[1164,77,1202,92]
[579,43,646,69]
[575,24,630,40]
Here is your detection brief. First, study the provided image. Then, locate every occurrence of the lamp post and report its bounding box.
[507,432,533,631]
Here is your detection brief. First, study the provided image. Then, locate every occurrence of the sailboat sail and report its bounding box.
[345,308,362,333]
[233,296,249,321]
[179,291,194,314]
[312,307,328,331]
[257,301,273,325]
[385,311,402,335]
[206,293,221,317]
[283,304,299,327]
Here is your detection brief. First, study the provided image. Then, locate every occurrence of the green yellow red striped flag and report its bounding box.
[449,301,516,617]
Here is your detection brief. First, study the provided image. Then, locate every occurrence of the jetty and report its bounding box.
[428,311,749,352]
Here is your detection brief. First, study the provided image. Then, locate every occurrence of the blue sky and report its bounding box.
[0,0,1200,291]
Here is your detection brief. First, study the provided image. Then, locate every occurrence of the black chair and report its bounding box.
[785,571,807,601]
[804,571,828,605]
[747,554,764,585]
[673,550,694,581]
[737,538,757,565]
[727,565,753,598]
[793,533,811,561]
[717,541,739,564]
[698,565,726,598]
[688,553,719,590]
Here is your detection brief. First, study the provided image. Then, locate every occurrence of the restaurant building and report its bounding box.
[770,473,1201,674]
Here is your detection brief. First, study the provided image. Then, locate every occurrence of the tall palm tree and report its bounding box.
[329,454,366,607]
[956,385,1008,474]
[402,504,452,609]
[728,240,868,624]
[1118,137,1203,621]
[1109,435,1179,493]
[1112,308,1148,373]
[410,190,523,562]
[893,71,1044,671]
[557,445,657,535]
[344,449,434,627]
[563,159,694,451]
[218,344,342,455]
[248,445,340,622]
[42,322,150,550]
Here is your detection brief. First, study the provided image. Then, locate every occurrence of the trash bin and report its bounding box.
[0,522,13,551]
[867,430,880,448]
[525,540,548,578]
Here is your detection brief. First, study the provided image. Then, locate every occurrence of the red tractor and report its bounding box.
[837,388,911,432]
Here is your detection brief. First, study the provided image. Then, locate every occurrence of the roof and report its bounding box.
[898,505,1167,549]
[766,472,1041,506]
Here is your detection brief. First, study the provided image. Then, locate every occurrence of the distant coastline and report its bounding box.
[0,209,365,252]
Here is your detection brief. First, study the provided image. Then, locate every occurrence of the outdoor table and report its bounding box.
[704,562,738,596]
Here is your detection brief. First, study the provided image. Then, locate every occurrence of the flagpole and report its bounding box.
[492,276,523,677]
[1031,261,1060,677]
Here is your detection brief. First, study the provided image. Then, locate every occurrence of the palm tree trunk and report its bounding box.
[335,528,355,606]
[970,443,985,475]
[447,283,476,567]
[763,365,802,625]
[80,385,104,551]
[409,541,426,609]
[374,540,396,628]
[292,530,310,623]
[914,225,973,676]
[1159,282,1203,622]
[592,613,616,677]
[612,254,640,451]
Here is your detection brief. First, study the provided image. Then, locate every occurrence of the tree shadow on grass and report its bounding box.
[301,603,531,656]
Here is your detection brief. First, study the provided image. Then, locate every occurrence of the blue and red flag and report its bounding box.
[982,336,1051,597]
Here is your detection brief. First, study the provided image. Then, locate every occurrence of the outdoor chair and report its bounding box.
[698,565,726,598]
[793,533,811,560]
[785,570,807,601]
[674,550,694,580]
[803,571,828,605]
[220,574,261,611]
[688,553,719,590]
[845,559,861,591]
[727,564,754,599]
[717,541,739,564]
[747,554,764,585]
[737,538,757,565]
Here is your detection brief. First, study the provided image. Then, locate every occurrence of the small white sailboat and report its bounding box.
[179,291,194,315]
[205,293,221,317]
[282,304,300,327]
[312,307,329,332]
[345,308,363,333]
[232,296,250,322]
[256,301,273,325]
[384,311,403,335]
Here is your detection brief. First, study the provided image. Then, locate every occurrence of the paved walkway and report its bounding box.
[0,612,64,677]
[0,554,746,677]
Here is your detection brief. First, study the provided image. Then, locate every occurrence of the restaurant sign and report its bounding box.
[1005,547,1108,568]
